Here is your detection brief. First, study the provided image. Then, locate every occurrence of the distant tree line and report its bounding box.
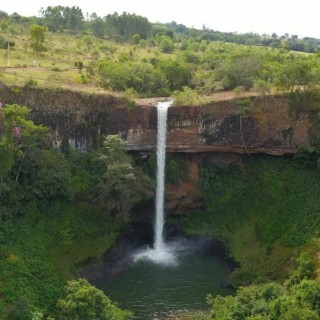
[39,5,84,32]
[0,7,319,53]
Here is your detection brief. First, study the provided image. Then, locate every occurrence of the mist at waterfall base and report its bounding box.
[98,101,233,319]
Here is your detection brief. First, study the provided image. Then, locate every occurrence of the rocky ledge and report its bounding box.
[127,96,310,155]
[1,86,311,155]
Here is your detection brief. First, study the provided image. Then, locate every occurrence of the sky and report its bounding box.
[1,0,320,39]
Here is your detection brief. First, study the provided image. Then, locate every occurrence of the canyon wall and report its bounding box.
[1,86,311,155]
[129,97,310,155]
[1,86,313,215]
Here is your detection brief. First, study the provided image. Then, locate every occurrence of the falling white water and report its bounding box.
[154,100,171,252]
[133,100,177,265]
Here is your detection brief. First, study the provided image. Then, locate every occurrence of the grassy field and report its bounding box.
[0,27,167,95]
[1,30,103,92]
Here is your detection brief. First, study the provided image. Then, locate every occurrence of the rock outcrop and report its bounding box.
[128,97,310,155]
[1,86,311,155]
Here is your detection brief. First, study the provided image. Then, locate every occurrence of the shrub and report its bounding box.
[158,36,174,53]
[57,279,131,320]
[172,87,198,106]
[24,79,38,88]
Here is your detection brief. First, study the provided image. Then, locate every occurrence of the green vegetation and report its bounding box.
[207,252,320,319]
[1,91,320,319]
[96,135,153,214]
[57,279,131,319]
[32,8,320,53]
[40,6,84,33]
[1,7,320,102]
[172,87,199,106]
[2,6,320,320]
[181,156,320,283]
[0,202,126,318]
[29,24,46,56]
[144,153,189,185]
[0,103,152,318]
[209,279,320,319]
[170,155,320,319]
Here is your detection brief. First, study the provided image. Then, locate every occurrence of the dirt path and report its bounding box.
[3,66,78,72]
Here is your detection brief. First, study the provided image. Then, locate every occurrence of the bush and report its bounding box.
[158,35,174,53]
[24,79,38,88]
[172,86,198,106]
[229,269,256,287]
[208,278,320,320]
[7,300,30,320]
[97,60,169,96]
[51,66,61,72]
[0,37,15,49]
[158,59,192,91]
[166,155,189,185]
[57,279,131,320]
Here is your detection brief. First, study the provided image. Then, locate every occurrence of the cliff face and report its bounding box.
[1,86,311,154]
[1,86,312,215]
[129,97,310,155]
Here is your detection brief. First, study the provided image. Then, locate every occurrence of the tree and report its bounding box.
[97,60,168,95]
[0,20,9,33]
[96,135,153,215]
[0,104,69,220]
[40,6,65,32]
[157,35,174,53]
[276,59,316,92]
[208,276,320,320]
[10,12,21,24]
[90,14,105,38]
[18,149,74,205]
[41,6,83,32]
[216,53,260,89]
[57,279,131,320]
[158,59,192,91]
[64,6,84,32]
[0,10,9,19]
[131,33,141,44]
[0,103,47,187]
[254,79,271,106]
[29,24,46,55]
[104,12,151,40]
[293,279,320,315]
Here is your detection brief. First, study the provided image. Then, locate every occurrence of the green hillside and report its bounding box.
[1,8,320,105]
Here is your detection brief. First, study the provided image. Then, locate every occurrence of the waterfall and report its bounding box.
[154,100,171,252]
[133,100,176,265]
